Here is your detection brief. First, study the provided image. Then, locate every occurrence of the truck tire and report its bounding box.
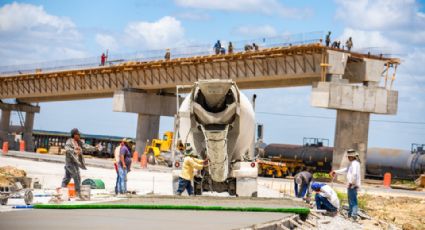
[147,152,156,165]
[1,198,8,205]
[24,190,33,205]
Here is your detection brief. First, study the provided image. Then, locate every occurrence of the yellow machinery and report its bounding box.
[143,131,173,166]
[257,158,307,178]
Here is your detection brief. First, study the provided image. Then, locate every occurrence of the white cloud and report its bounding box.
[124,16,185,49]
[335,0,424,30]
[0,2,86,66]
[96,34,118,51]
[176,12,210,21]
[338,28,403,53]
[234,25,277,38]
[175,0,311,18]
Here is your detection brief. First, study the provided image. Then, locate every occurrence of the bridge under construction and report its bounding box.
[0,40,400,174]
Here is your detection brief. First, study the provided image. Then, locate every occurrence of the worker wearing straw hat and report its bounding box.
[176,147,207,196]
[330,149,361,221]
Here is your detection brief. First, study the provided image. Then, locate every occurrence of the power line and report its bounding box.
[256,111,425,125]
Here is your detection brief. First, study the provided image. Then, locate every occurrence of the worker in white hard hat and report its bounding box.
[176,147,207,196]
[330,149,361,221]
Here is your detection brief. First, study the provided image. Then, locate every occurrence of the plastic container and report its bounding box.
[80,185,91,201]
[56,187,69,201]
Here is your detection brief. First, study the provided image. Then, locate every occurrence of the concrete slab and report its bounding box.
[0,209,293,230]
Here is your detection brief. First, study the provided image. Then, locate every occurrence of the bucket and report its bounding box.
[80,185,91,201]
[57,187,69,201]
[67,183,76,198]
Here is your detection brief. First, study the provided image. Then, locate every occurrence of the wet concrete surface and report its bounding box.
[0,209,292,230]
[101,195,308,209]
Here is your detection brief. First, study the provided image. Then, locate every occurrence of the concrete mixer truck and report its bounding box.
[172,79,258,197]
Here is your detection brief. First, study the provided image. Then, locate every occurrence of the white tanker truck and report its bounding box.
[173,79,258,197]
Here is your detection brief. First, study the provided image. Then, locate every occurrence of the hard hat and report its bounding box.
[346,149,359,157]
[70,128,80,138]
[311,182,324,191]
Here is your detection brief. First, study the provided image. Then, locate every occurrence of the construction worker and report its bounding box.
[176,147,206,195]
[330,149,361,221]
[293,171,313,202]
[116,138,134,194]
[214,40,221,55]
[228,42,234,54]
[346,37,353,51]
[100,52,107,66]
[311,182,339,216]
[164,49,171,60]
[61,128,96,198]
[253,43,259,51]
[325,31,331,47]
[113,141,123,195]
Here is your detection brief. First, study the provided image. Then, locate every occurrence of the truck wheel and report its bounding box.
[1,198,8,205]
[147,152,156,165]
[24,190,33,205]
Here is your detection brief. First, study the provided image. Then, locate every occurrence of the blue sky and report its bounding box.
[0,0,425,149]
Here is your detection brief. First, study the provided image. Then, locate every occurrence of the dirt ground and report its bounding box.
[361,194,425,230]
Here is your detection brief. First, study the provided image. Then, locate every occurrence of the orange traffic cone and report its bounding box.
[132,151,139,163]
[383,172,391,188]
[140,154,147,168]
[2,142,8,155]
[19,140,25,152]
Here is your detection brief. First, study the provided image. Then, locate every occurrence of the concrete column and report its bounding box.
[23,112,35,152]
[333,110,370,178]
[0,110,11,146]
[135,114,160,156]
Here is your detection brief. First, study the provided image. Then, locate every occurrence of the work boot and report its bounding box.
[176,192,182,196]
[324,211,338,217]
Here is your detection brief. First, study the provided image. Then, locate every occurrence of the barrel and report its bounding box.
[366,148,425,179]
[264,144,333,171]
[82,179,105,189]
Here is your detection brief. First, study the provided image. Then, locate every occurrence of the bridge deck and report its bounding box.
[0,43,398,102]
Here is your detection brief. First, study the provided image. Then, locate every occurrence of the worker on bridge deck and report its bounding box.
[214,40,222,55]
[61,128,96,199]
[100,52,108,66]
[176,147,206,196]
[164,48,171,61]
[331,149,361,221]
[325,31,331,47]
[346,37,353,51]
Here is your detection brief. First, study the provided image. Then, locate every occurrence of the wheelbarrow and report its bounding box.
[0,181,33,205]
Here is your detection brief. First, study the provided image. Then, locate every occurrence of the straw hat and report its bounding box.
[346,149,359,157]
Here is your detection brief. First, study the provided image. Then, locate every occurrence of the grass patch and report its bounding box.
[313,172,331,179]
[336,191,368,210]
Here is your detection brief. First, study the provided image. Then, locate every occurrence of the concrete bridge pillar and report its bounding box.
[0,109,11,146]
[311,51,398,178]
[23,112,35,151]
[113,90,179,156]
[136,114,160,156]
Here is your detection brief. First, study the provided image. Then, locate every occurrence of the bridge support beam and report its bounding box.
[0,109,11,146]
[113,90,179,155]
[0,103,40,151]
[23,112,35,151]
[312,55,398,179]
[136,114,160,155]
